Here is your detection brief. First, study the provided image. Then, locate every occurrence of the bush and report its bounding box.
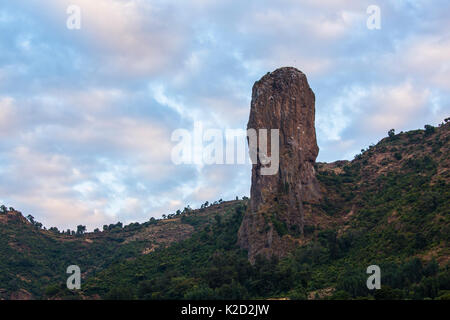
[104,287,135,300]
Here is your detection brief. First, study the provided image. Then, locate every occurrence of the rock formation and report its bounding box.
[238,67,321,262]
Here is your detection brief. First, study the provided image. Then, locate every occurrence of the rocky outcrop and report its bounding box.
[238,67,321,262]
[0,210,28,225]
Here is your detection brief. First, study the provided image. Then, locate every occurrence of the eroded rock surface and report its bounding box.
[238,67,321,262]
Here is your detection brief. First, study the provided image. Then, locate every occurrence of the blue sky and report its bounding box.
[0,0,449,230]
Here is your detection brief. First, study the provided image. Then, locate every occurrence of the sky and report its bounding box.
[0,0,449,230]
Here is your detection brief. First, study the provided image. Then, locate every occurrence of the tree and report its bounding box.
[423,259,439,277]
[288,286,307,300]
[49,227,59,233]
[184,285,215,299]
[105,287,135,300]
[26,215,35,224]
[374,286,404,300]
[76,225,86,235]
[0,205,7,213]
[388,128,395,138]
[424,124,435,136]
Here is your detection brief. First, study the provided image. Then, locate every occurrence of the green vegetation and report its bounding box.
[0,200,242,299]
[0,213,149,299]
[83,183,449,300]
[0,122,449,300]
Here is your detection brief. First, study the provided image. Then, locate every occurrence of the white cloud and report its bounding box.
[394,36,450,89]
[0,97,16,137]
[45,0,188,76]
[1,0,449,229]
[317,86,367,141]
[319,82,432,141]
[362,82,430,131]
[0,146,111,229]
[316,81,437,162]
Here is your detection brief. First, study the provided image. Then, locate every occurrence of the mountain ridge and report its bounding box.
[1,120,449,300]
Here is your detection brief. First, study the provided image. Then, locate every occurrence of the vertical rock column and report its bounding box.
[238,67,321,262]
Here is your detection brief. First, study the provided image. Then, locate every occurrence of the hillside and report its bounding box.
[0,121,449,300]
[0,199,243,299]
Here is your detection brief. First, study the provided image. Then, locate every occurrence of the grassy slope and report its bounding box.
[1,122,449,300]
[82,123,449,300]
[0,200,241,299]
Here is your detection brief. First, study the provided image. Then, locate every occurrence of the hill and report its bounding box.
[0,199,243,299]
[83,121,450,300]
[1,121,449,300]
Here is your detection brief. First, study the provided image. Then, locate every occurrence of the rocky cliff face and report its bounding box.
[238,67,321,262]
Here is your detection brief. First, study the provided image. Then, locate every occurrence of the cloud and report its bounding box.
[389,36,450,90]
[0,146,110,229]
[0,97,17,137]
[361,82,430,131]
[44,0,189,76]
[316,81,442,161]
[0,86,193,229]
[0,0,449,229]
